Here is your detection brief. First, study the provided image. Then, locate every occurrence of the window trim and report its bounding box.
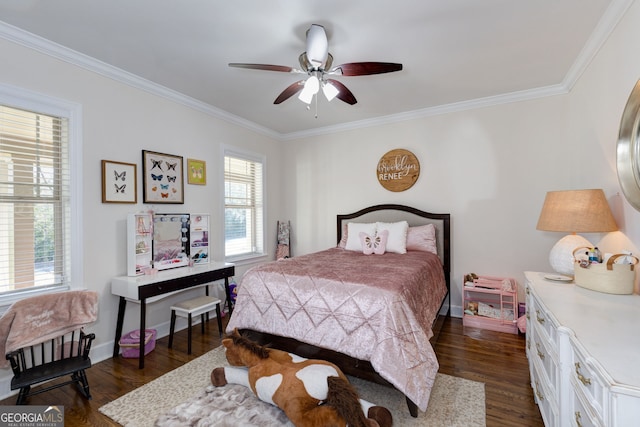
[0,83,83,311]
[221,145,266,264]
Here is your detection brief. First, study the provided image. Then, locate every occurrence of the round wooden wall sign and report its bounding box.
[377,149,420,192]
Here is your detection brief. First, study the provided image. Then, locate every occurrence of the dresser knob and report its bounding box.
[575,362,592,386]
[534,380,544,401]
[536,343,545,360]
[575,411,583,427]
[536,309,545,324]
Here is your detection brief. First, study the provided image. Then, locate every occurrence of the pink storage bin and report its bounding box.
[119,329,157,358]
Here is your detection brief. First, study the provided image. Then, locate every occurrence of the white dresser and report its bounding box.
[525,271,640,427]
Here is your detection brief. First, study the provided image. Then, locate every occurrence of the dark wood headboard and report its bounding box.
[336,204,451,308]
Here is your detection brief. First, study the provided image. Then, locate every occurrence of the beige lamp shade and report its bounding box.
[537,189,618,275]
[536,189,618,233]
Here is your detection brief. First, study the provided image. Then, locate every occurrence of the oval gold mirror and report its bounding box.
[617,79,640,211]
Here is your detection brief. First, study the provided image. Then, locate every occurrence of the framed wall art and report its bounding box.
[142,150,184,204]
[102,160,137,203]
[187,158,207,185]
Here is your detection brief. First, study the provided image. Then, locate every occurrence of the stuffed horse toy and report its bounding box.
[211,329,393,427]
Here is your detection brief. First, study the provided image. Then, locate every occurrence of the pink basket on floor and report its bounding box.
[119,329,157,358]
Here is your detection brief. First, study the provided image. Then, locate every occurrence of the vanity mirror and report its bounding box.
[153,213,190,270]
[617,79,640,211]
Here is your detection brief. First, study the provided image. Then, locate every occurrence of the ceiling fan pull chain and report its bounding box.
[314,94,318,119]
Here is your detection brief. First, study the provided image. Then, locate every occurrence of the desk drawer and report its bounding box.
[138,266,235,299]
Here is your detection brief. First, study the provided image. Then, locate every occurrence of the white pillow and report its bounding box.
[376,221,408,254]
[345,222,377,251]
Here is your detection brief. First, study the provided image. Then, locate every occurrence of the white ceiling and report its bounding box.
[0,0,629,138]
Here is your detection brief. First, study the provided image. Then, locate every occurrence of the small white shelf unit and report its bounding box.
[127,212,153,276]
[189,213,209,265]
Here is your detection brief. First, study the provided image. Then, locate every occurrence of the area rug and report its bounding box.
[99,347,485,426]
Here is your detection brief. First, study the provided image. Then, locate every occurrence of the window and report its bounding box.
[0,85,80,305]
[224,150,264,260]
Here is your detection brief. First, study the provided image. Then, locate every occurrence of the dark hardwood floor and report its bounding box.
[433,318,544,427]
[0,316,543,426]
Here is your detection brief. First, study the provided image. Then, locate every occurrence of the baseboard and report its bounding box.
[450,303,463,318]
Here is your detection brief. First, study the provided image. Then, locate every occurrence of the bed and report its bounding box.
[226,204,451,417]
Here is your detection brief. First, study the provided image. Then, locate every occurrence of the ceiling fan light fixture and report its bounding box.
[322,81,339,101]
[298,75,319,104]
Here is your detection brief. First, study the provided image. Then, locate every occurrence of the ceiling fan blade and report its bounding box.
[305,24,328,68]
[229,63,294,73]
[326,79,357,105]
[333,62,403,76]
[274,81,305,104]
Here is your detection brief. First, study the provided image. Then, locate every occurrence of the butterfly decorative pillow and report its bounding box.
[359,230,389,255]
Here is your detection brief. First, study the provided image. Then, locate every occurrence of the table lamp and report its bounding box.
[536,189,618,275]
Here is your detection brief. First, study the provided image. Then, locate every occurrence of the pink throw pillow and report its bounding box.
[359,230,388,255]
[338,224,348,248]
[406,224,437,254]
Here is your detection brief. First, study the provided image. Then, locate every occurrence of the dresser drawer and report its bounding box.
[530,319,559,391]
[570,381,604,427]
[526,286,558,345]
[570,340,606,420]
[530,356,559,427]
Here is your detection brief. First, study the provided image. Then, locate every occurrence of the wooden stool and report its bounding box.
[168,295,222,354]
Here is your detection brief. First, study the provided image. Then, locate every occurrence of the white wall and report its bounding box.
[0,36,283,394]
[281,0,640,313]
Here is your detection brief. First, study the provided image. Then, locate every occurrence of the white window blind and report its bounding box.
[224,152,264,259]
[0,105,70,295]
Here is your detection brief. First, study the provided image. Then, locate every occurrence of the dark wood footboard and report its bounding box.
[240,310,449,418]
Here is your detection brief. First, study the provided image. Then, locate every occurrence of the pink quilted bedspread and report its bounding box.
[227,247,447,411]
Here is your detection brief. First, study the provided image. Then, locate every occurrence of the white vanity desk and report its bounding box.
[111,261,235,368]
[525,271,640,427]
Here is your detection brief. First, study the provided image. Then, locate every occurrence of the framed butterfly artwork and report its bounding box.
[187,158,206,185]
[142,150,184,204]
[102,160,137,203]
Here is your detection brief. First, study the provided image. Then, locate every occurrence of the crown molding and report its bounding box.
[561,0,635,90]
[0,21,281,140]
[280,83,569,141]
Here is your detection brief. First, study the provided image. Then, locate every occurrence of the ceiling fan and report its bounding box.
[229,24,403,107]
